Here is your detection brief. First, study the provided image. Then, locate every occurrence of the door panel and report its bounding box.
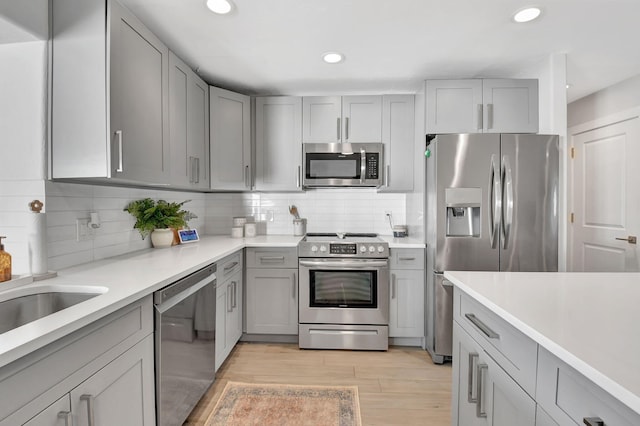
[571,118,640,271]
[499,134,559,272]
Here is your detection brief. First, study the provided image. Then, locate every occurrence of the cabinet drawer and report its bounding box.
[389,248,425,269]
[218,250,243,281]
[246,247,298,268]
[454,289,537,397]
[537,347,640,426]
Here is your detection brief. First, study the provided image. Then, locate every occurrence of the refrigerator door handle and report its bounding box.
[502,155,514,249]
[489,155,501,249]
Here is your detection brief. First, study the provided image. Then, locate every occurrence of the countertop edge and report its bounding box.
[444,270,640,417]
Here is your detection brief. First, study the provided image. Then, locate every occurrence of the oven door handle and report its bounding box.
[299,259,388,269]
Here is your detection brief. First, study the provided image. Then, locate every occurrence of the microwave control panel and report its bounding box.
[365,153,379,179]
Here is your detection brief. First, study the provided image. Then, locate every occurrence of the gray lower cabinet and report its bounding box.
[389,248,424,338]
[245,247,298,335]
[0,297,155,426]
[215,251,244,371]
[51,0,170,185]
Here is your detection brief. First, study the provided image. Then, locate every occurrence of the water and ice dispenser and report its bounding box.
[445,188,481,237]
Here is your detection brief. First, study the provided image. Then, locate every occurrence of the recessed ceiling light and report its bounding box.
[207,0,232,14]
[322,52,344,64]
[513,7,542,23]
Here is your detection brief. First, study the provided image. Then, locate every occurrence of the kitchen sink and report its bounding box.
[0,285,108,334]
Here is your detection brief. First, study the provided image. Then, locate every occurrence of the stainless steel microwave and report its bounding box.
[302,143,384,187]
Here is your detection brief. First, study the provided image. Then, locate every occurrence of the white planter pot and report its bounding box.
[150,228,174,248]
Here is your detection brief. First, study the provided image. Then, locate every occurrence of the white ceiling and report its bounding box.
[117,0,640,102]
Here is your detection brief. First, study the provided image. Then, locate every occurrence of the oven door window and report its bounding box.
[310,270,377,308]
[306,153,361,179]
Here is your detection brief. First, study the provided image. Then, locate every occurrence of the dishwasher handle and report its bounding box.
[154,264,216,308]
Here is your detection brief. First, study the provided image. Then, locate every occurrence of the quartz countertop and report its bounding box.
[0,235,303,368]
[378,235,426,248]
[444,270,640,416]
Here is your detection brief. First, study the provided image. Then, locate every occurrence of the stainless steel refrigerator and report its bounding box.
[425,133,559,363]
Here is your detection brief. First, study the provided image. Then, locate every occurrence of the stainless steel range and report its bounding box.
[298,233,389,351]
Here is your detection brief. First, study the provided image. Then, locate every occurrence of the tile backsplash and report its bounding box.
[1,182,406,275]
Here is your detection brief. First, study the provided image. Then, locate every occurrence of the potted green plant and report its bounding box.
[123,198,192,248]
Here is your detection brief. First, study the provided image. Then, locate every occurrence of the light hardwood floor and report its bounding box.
[185,342,452,426]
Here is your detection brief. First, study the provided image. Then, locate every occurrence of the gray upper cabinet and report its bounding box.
[379,94,415,192]
[425,79,538,134]
[210,87,251,190]
[302,95,382,143]
[51,0,170,185]
[254,96,303,191]
[169,51,209,189]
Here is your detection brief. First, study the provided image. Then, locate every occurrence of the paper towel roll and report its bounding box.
[27,212,48,275]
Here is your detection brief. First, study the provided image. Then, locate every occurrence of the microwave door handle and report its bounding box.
[360,148,366,184]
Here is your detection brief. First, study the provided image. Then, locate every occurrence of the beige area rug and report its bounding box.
[206,381,362,426]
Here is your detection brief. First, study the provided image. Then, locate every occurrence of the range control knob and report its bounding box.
[377,245,385,253]
[360,245,367,253]
[319,245,327,252]
[368,246,376,253]
[311,245,318,252]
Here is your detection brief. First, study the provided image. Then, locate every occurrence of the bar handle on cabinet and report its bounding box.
[260,256,285,263]
[115,130,124,172]
[345,117,350,140]
[476,364,488,418]
[465,313,500,339]
[583,418,605,426]
[196,157,200,183]
[477,104,483,130]
[399,257,416,261]
[337,118,341,141]
[292,272,297,299]
[245,165,250,188]
[188,156,195,183]
[297,165,301,188]
[467,353,478,403]
[224,261,239,272]
[231,281,237,308]
[386,165,390,187]
[487,103,494,130]
[391,273,396,299]
[58,411,73,426]
[227,284,233,312]
[80,394,95,426]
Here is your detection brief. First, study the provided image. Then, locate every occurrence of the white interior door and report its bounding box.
[571,117,640,271]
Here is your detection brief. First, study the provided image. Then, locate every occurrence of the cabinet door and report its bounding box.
[380,94,415,192]
[168,51,190,187]
[246,268,298,334]
[188,73,210,189]
[482,79,538,133]
[254,96,303,191]
[452,322,487,426]
[227,270,243,348]
[215,283,229,371]
[389,269,424,338]
[70,335,155,426]
[426,79,483,134]
[342,95,382,142]
[24,395,71,426]
[210,87,251,190]
[302,96,342,143]
[109,1,169,184]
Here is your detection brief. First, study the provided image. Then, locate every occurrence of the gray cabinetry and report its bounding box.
[254,97,303,191]
[0,297,154,426]
[425,79,538,134]
[302,95,382,143]
[215,251,243,371]
[210,87,251,190]
[169,51,209,189]
[389,248,424,339]
[245,247,298,335]
[379,95,415,192]
[51,0,170,185]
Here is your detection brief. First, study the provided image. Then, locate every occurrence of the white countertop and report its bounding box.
[378,235,426,248]
[444,270,640,416]
[0,235,302,368]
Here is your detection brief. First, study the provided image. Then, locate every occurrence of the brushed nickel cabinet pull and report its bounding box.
[476,364,488,418]
[487,103,494,129]
[477,104,483,130]
[391,273,396,299]
[80,394,95,426]
[292,272,297,299]
[465,313,500,339]
[583,417,605,426]
[58,411,73,426]
[337,117,341,140]
[115,130,124,172]
[467,353,479,403]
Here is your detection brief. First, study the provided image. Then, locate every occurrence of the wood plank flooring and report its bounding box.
[185,342,452,426]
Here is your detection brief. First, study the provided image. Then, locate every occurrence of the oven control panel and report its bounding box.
[330,243,357,255]
[300,242,389,258]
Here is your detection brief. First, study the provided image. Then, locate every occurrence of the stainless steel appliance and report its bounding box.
[425,133,559,363]
[298,233,390,350]
[154,264,216,426]
[302,143,384,187]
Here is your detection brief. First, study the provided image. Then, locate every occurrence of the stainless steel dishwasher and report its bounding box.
[154,263,216,426]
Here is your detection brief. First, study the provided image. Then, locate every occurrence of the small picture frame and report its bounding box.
[178,228,199,244]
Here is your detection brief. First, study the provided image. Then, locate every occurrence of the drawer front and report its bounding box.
[537,347,640,426]
[454,289,537,397]
[246,247,298,269]
[389,248,425,269]
[218,250,243,281]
